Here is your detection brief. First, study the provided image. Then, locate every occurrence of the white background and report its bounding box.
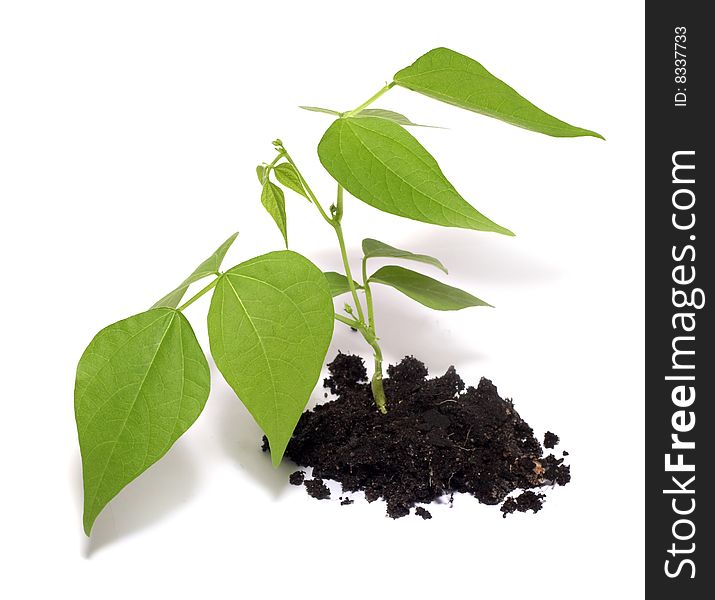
[0,1,644,598]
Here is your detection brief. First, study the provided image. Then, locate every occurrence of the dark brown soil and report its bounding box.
[304,478,330,500]
[415,507,432,520]
[500,491,546,517]
[288,471,305,486]
[543,431,560,449]
[268,353,571,518]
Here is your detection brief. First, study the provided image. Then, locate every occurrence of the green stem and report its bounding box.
[267,152,284,168]
[344,82,395,117]
[370,358,387,414]
[331,184,386,413]
[361,329,387,413]
[332,186,365,324]
[177,277,219,312]
[361,257,386,413]
[333,313,387,414]
[270,145,388,412]
[280,151,333,225]
[335,313,360,328]
[276,150,363,323]
[362,256,375,330]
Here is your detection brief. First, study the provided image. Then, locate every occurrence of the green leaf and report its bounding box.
[393,47,603,139]
[274,162,309,201]
[299,105,342,116]
[256,165,266,184]
[324,271,363,297]
[362,238,447,274]
[152,232,239,309]
[207,251,334,465]
[75,308,210,535]
[369,265,491,310]
[318,116,513,235]
[355,108,437,128]
[261,181,288,247]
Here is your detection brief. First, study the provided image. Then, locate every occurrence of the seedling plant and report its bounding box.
[74,48,601,534]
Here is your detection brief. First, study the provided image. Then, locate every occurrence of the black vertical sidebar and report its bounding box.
[646,4,711,596]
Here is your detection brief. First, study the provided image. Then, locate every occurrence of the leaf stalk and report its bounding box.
[344,82,395,118]
[280,149,333,225]
[177,277,219,312]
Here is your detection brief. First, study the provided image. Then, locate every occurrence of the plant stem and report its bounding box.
[360,256,387,413]
[177,277,219,312]
[370,356,387,413]
[362,256,375,330]
[335,313,360,328]
[267,152,284,169]
[280,151,333,225]
[333,312,387,414]
[275,151,365,325]
[364,334,387,414]
[331,186,365,324]
[344,82,395,118]
[272,146,388,412]
[333,221,365,324]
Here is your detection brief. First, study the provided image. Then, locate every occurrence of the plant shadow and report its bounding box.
[77,443,201,557]
[311,226,559,288]
[404,228,560,286]
[212,370,295,498]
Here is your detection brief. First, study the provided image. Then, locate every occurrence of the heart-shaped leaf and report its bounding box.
[318,116,512,235]
[207,251,334,465]
[362,238,447,274]
[324,271,363,297]
[152,232,238,309]
[394,47,603,139]
[75,308,210,535]
[274,162,310,201]
[261,181,288,247]
[369,265,491,310]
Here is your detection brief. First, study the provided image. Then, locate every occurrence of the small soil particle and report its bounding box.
[563,450,569,456]
[265,353,570,518]
[543,431,560,449]
[340,497,354,506]
[540,454,571,486]
[500,491,546,517]
[304,478,330,500]
[289,471,305,486]
[415,507,432,520]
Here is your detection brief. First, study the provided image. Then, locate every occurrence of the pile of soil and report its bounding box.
[265,353,570,519]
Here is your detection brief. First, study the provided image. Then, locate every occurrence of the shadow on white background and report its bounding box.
[75,444,200,558]
[74,365,298,556]
[402,228,561,286]
[213,377,296,496]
